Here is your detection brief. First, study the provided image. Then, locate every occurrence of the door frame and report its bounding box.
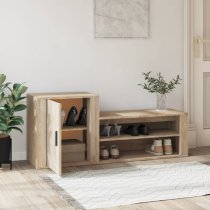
[184,0,197,147]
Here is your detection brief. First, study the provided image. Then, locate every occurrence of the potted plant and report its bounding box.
[138,72,181,110]
[0,74,27,169]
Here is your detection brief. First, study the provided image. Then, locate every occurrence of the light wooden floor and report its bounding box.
[1,147,210,210]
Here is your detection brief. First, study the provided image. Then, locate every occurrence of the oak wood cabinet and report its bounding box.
[99,109,188,164]
[27,92,188,175]
[27,92,99,174]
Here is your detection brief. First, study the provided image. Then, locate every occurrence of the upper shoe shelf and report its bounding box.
[99,109,185,143]
[100,109,186,121]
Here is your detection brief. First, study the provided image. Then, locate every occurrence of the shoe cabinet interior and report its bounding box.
[27,92,188,175]
[27,92,99,175]
[99,110,188,164]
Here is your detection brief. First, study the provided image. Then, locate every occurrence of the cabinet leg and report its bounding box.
[0,163,1,168]
[10,162,12,170]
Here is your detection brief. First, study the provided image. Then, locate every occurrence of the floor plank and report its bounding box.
[1,147,210,210]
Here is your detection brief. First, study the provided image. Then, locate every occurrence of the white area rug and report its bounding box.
[46,162,210,209]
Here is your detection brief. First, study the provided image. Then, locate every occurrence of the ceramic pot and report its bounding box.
[0,135,12,170]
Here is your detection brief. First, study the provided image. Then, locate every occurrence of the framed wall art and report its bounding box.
[94,0,149,38]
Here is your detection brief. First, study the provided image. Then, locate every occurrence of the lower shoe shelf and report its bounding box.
[62,151,179,167]
[62,160,91,167]
[99,150,180,164]
[100,130,179,142]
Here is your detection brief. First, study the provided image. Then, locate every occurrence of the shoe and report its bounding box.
[76,106,87,126]
[146,139,163,156]
[139,124,149,135]
[110,145,120,159]
[100,123,112,137]
[100,146,109,160]
[110,123,122,136]
[65,106,78,126]
[125,125,139,136]
[163,138,173,155]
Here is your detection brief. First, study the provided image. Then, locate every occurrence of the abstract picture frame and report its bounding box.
[94,0,149,38]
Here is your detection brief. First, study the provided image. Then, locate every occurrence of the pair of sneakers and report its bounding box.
[146,138,173,156]
[100,145,120,160]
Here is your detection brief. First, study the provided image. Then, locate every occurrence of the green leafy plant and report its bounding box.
[0,74,27,135]
[138,71,182,94]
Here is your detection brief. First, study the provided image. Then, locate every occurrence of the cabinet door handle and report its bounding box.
[55,131,58,146]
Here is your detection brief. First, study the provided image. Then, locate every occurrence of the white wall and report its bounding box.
[0,0,184,160]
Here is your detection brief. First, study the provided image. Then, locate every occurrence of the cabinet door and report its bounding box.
[47,100,62,175]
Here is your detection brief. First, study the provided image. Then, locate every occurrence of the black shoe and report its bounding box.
[65,106,78,126]
[125,125,139,136]
[76,106,87,126]
[139,124,149,135]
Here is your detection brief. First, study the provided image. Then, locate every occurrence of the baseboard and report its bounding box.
[12,152,26,161]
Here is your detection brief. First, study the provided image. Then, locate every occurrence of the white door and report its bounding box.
[194,0,210,146]
[47,100,62,175]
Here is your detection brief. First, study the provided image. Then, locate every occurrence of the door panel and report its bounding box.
[194,0,210,146]
[203,72,210,128]
[47,100,62,175]
[204,0,210,60]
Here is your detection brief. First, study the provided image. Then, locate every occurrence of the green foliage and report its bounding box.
[0,73,28,135]
[138,71,182,94]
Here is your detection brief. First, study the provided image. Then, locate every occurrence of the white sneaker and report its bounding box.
[146,139,163,156]
[100,146,109,160]
[110,145,120,159]
[163,138,173,155]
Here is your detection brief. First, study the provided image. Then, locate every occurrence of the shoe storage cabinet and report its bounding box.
[99,110,188,164]
[27,93,99,175]
[27,92,188,175]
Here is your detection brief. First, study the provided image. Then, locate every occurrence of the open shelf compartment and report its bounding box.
[99,150,180,164]
[99,136,180,163]
[98,109,187,164]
